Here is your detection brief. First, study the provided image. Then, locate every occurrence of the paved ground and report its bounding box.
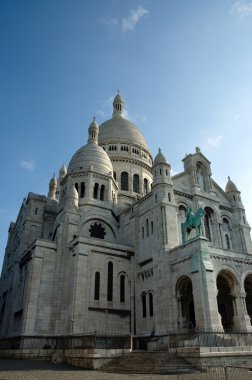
[0,359,252,380]
[0,359,181,380]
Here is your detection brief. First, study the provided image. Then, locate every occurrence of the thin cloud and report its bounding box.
[122,6,148,32]
[97,95,114,120]
[102,17,119,30]
[205,135,222,148]
[230,1,252,15]
[20,159,36,171]
[102,6,149,33]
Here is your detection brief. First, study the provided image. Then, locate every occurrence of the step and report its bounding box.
[100,351,197,374]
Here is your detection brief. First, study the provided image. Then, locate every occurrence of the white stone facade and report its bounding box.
[1,92,252,340]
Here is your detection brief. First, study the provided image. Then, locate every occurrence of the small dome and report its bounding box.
[225,176,238,193]
[68,144,113,175]
[154,148,168,166]
[68,118,113,175]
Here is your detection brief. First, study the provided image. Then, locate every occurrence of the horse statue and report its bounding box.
[181,207,205,243]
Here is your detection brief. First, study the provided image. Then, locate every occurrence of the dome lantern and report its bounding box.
[88,117,99,144]
[112,90,124,118]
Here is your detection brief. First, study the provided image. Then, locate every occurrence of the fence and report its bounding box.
[133,329,252,350]
[0,331,131,350]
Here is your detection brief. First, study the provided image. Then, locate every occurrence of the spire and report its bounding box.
[112,90,124,117]
[66,183,79,209]
[88,117,99,144]
[48,173,57,199]
[59,163,67,178]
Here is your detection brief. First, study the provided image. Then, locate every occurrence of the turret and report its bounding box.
[225,176,252,253]
[152,148,174,203]
[152,149,179,248]
[112,90,124,117]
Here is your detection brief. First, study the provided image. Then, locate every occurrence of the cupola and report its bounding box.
[112,90,124,117]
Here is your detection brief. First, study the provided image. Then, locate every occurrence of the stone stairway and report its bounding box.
[100,351,198,374]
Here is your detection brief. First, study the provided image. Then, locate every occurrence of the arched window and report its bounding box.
[146,219,149,237]
[94,272,100,300]
[196,163,206,190]
[149,292,153,317]
[142,293,146,318]
[133,174,140,193]
[144,178,148,195]
[80,182,85,198]
[107,261,113,301]
[121,172,129,191]
[225,234,231,249]
[120,275,125,302]
[151,221,154,234]
[93,183,99,199]
[100,185,105,201]
[204,210,212,241]
[113,171,116,180]
[75,182,79,193]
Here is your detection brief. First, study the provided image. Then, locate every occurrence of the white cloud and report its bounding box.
[20,159,36,171]
[230,1,252,15]
[103,6,149,33]
[122,6,148,32]
[205,135,222,148]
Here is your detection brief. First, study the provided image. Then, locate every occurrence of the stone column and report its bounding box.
[191,239,223,331]
[233,292,252,331]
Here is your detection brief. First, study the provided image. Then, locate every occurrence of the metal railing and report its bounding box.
[133,329,252,350]
[0,331,131,350]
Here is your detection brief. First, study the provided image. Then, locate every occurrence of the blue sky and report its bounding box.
[1,0,252,269]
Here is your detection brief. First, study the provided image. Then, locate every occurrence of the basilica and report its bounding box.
[1,92,252,342]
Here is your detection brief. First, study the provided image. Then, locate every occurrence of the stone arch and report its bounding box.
[178,203,188,223]
[244,274,252,325]
[52,224,60,242]
[178,203,189,243]
[204,206,217,243]
[221,216,232,250]
[81,218,116,240]
[196,161,207,191]
[141,291,147,318]
[216,269,240,330]
[176,275,196,329]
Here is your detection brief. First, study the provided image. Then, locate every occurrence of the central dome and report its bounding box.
[98,92,149,151]
[98,117,149,150]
